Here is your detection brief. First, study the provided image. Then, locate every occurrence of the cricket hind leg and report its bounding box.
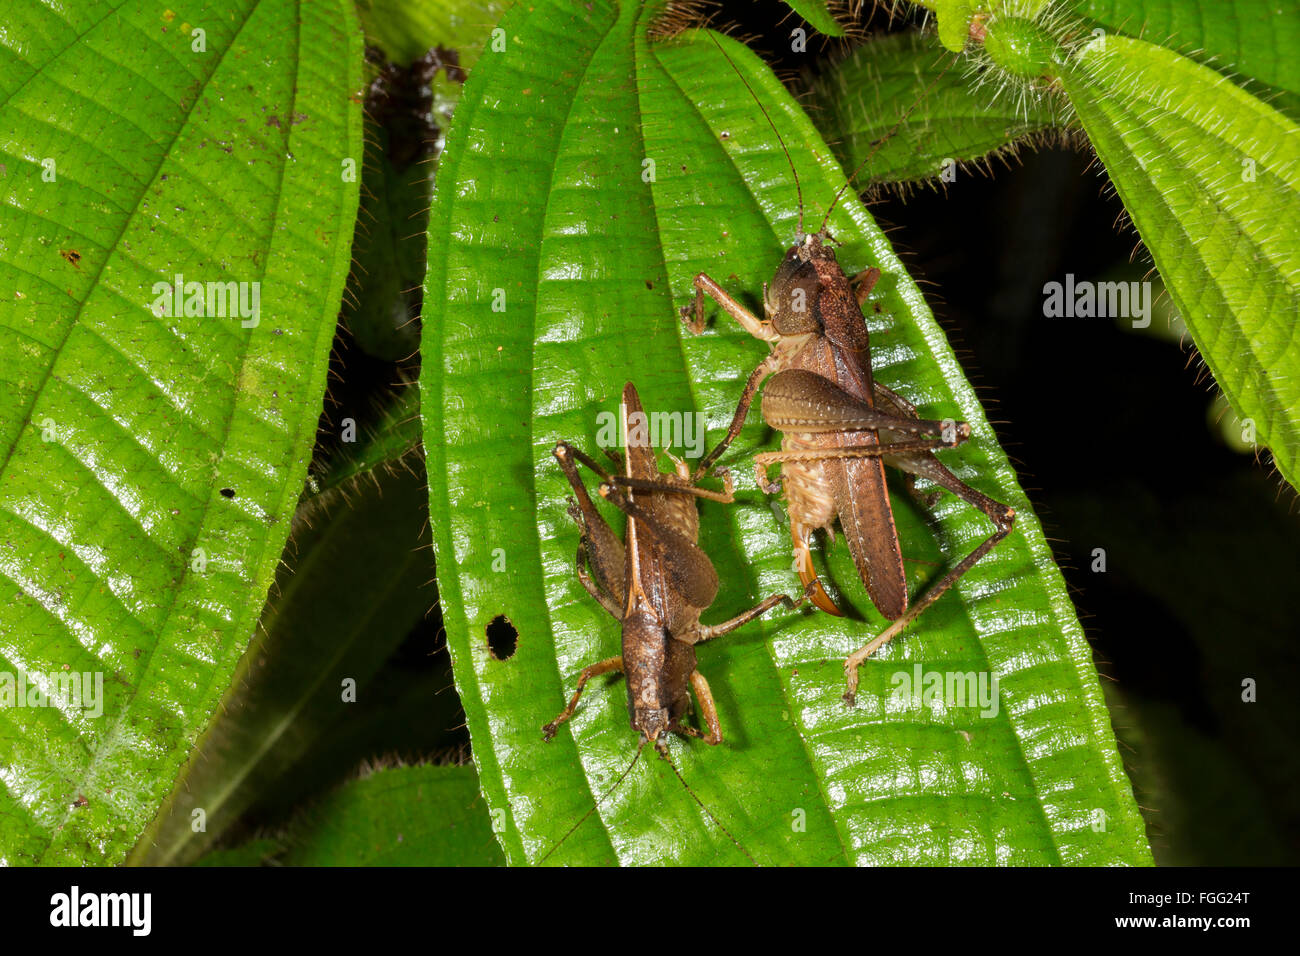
[841,450,1016,706]
[752,437,964,493]
[573,539,622,619]
[543,655,625,740]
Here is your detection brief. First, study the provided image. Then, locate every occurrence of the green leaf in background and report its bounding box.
[195,764,504,866]
[1059,33,1300,490]
[422,0,1148,866]
[131,436,437,865]
[781,0,848,38]
[0,0,362,864]
[1065,0,1300,122]
[357,0,508,67]
[342,105,434,363]
[808,30,1064,190]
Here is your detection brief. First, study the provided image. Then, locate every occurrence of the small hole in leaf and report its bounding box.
[220,488,236,498]
[486,614,517,660]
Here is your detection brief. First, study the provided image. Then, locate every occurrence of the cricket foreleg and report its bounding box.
[543,655,625,740]
[697,582,819,642]
[853,267,881,306]
[841,463,1016,706]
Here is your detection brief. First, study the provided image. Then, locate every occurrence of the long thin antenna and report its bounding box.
[539,740,646,865]
[656,741,757,867]
[818,43,959,236]
[704,29,805,235]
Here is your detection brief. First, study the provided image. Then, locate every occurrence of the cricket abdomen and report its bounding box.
[622,610,697,741]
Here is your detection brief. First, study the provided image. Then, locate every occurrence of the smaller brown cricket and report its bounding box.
[544,381,813,748]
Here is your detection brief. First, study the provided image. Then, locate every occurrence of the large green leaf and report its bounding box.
[277,764,502,866]
[422,0,1147,866]
[808,30,1064,189]
[0,0,362,864]
[1065,0,1300,122]
[1059,34,1300,490]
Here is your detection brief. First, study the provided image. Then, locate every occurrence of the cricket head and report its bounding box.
[633,705,671,744]
[766,231,869,354]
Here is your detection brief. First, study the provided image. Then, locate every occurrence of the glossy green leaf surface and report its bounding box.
[193,764,503,866]
[809,30,1063,189]
[0,0,362,864]
[423,0,1147,866]
[1061,34,1300,491]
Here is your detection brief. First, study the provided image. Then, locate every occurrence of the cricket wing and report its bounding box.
[654,523,720,623]
[831,449,909,622]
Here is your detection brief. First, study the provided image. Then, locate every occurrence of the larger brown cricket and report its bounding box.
[679,34,1017,705]
[544,382,812,747]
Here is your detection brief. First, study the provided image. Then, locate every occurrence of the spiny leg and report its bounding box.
[695,353,780,478]
[555,440,615,485]
[869,382,952,508]
[543,655,625,740]
[698,581,820,641]
[842,471,1016,706]
[555,446,625,608]
[609,472,735,504]
[762,370,971,442]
